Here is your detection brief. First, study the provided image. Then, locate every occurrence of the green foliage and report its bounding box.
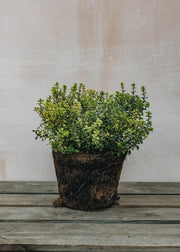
[33,82,153,156]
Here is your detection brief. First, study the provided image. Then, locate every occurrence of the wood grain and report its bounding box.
[1,245,180,252]
[0,206,180,222]
[0,223,180,248]
[0,181,180,194]
[0,194,180,208]
[0,182,180,251]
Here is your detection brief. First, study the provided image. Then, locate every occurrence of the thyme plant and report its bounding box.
[33,83,153,156]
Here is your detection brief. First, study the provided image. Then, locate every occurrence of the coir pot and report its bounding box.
[53,151,126,211]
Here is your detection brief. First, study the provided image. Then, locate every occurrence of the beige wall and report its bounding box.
[0,0,180,181]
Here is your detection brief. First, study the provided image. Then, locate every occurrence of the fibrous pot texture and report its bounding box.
[53,152,126,211]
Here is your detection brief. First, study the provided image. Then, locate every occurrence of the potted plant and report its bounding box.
[33,82,153,211]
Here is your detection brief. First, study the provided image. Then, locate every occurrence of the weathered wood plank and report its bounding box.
[119,195,180,208]
[0,182,180,194]
[119,182,180,195]
[0,194,55,207]
[0,194,180,207]
[0,181,58,194]
[0,182,180,251]
[0,207,180,222]
[0,245,180,252]
[0,223,180,249]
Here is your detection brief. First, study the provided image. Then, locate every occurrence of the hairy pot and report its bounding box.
[53,152,126,210]
[33,82,153,210]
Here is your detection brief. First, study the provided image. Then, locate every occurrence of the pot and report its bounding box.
[53,151,126,211]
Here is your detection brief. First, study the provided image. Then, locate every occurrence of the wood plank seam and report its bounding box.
[0,182,180,251]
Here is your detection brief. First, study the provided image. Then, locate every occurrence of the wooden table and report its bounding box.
[0,182,180,251]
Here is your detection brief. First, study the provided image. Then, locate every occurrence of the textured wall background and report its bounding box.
[0,0,180,181]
